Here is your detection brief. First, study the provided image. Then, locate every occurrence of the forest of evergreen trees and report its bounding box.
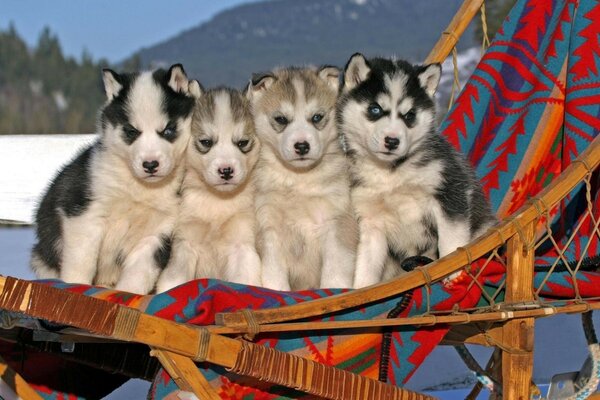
[0,24,139,135]
[0,0,514,135]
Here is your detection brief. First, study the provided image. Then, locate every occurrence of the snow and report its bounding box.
[0,134,96,224]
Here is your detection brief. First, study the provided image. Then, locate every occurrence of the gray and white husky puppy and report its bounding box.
[247,66,358,291]
[156,86,262,292]
[31,64,196,294]
[338,54,496,288]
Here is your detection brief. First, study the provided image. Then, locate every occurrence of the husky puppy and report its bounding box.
[338,54,496,288]
[247,66,357,291]
[31,64,196,294]
[156,86,262,292]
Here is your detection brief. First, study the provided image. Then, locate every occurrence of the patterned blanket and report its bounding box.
[2,0,599,398]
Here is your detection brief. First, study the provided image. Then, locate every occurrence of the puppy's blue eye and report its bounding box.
[274,116,289,125]
[162,127,175,138]
[200,139,213,148]
[311,113,324,124]
[368,104,383,117]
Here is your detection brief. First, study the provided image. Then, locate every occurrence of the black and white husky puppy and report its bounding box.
[31,64,196,294]
[338,54,496,288]
[156,86,262,292]
[248,66,358,291]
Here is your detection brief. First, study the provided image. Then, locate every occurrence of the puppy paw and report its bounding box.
[400,256,434,272]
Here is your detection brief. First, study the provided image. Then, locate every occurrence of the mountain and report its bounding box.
[134,0,477,88]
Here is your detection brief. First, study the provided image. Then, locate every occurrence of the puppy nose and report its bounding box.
[294,141,310,156]
[218,167,234,181]
[142,160,159,173]
[384,136,400,151]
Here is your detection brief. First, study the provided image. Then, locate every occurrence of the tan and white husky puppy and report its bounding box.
[156,86,262,292]
[247,66,357,291]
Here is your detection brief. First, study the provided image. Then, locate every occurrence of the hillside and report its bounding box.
[135,0,477,87]
[0,0,480,135]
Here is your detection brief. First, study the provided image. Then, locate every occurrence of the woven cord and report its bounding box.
[569,312,600,400]
[378,290,414,383]
[448,46,460,110]
[480,1,491,53]
[454,344,500,393]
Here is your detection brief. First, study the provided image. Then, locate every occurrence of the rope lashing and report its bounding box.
[448,46,460,110]
[241,309,260,341]
[195,328,211,362]
[480,1,491,52]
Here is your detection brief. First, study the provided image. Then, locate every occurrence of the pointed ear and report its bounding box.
[246,72,276,101]
[417,63,442,97]
[102,69,122,100]
[188,79,203,99]
[167,64,189,94]
[317,66,340,92]
[343,53,371,92]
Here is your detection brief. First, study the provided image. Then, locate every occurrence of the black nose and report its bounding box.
[294,141,310,156]
[218,167,234,181]
[384,136,400,151]
[142,160,159,173]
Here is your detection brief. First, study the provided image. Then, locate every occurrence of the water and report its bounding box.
[0,227,36,280]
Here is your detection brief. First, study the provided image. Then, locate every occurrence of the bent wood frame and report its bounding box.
[2,1,597,399]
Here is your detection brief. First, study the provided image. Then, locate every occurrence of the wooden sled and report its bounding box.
[1,0,599,398]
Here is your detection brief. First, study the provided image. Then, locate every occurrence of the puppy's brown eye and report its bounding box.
[237,139,250,149]
[123,124,141,141]
[199,139,213,148]
[403,109,417,125]
[274,116,288,125]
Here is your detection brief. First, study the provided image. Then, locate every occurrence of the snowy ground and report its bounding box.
[0,134,96,224]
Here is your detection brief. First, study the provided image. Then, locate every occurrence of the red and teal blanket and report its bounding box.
[2,0,599,398]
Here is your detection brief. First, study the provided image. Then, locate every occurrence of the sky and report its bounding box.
[0,0,259,63]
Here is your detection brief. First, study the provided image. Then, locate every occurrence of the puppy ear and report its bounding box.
[167,64,189,94]
[343,53,371,92]
[317,66,340,91]
[188,79,204,99]
[102,69,123,100]
[246,72,276,101]
[417,63,442,97]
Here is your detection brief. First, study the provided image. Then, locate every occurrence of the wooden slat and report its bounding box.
[0,276,434,400]
[425,0,485,64]
[150,349,220,400]
[216,134,600,329]
[501,220,536,399]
